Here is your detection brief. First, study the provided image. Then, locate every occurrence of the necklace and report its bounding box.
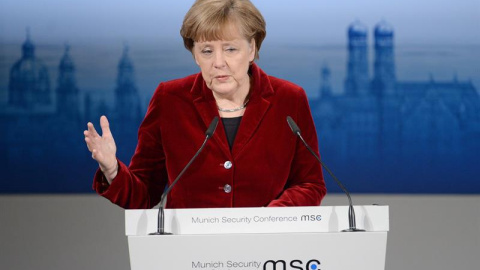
[217,99,250,113]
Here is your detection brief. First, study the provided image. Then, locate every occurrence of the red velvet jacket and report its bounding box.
[93,63,326,209]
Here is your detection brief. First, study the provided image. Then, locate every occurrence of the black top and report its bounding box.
[221,116,242,150]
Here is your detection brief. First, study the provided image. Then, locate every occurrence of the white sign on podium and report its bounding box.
[125,205,389,270]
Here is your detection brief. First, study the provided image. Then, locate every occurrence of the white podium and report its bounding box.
[125,205,389,270]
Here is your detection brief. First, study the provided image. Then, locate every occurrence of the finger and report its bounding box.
[100,115,111,136]
[84,137,93,152]
[87,122,100,138]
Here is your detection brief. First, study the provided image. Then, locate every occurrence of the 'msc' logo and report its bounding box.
[263,259,321,270]
[300,215,322,222]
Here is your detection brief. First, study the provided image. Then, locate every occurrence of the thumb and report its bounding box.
[100,115,111,136]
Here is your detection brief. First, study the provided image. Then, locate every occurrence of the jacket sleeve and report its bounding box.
[92,84,168,209]
[267,89,327,206]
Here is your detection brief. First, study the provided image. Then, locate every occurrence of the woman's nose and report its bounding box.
[213,51,226,68]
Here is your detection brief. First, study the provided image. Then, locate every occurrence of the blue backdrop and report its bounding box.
[1,0,479,194]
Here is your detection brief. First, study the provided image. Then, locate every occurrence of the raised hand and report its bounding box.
[84,116,118,183]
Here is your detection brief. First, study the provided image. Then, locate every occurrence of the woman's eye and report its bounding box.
[201,49,212,55]
[226,48,237,52]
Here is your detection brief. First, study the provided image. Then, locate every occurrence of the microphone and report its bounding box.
[150,116,219,235]
[286,116,364,232]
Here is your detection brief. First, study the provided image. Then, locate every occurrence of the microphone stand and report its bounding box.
[150,117,219,235]
[287,116,365,232]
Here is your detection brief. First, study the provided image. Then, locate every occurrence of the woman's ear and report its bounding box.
[249,38,256,62]
[192,43,200,66]
[194,55,199,66]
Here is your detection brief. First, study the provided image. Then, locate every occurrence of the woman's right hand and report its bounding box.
[84,115,118,183]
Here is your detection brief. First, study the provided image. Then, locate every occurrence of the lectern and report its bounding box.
[125,205,389,269]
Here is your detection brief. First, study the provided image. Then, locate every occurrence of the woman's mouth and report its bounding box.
[214,75,230,81]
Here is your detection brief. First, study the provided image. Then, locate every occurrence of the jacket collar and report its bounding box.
[191,63,274,158]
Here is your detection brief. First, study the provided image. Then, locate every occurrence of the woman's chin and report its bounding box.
[211,84,239,96]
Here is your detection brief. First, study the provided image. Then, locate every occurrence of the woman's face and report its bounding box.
[193,25,255,98]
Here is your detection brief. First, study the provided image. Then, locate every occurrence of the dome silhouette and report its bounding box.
[348,20,368,37]
[8,30,51,108]
[374,20,394,37]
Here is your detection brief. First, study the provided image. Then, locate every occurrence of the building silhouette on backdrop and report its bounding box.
[0,32,143,192]
[311,21,479,191]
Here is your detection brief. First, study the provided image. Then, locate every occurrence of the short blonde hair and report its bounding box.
[180,0,266,60]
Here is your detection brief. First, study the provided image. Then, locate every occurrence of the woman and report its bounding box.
[84,0,326,209]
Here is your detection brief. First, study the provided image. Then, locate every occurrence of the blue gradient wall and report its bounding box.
[1,0,479,193]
